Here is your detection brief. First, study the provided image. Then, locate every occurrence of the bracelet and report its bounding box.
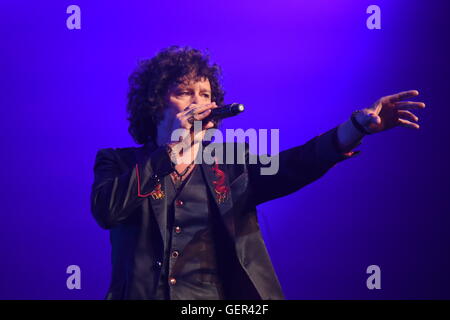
[351,110,372,135]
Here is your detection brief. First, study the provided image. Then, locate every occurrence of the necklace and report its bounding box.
[170,161,195,189]
[172,161,195,178]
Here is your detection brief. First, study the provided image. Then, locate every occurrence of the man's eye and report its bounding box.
[203,94,211,98]
[178,91,190,95]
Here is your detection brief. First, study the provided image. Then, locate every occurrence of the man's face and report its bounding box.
[165,77,212,113]
[156,76,217,146]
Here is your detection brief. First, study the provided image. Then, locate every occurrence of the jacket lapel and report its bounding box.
[200,161,235,239]
[134,143,168,248]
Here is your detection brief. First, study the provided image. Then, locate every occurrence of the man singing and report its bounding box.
[90,45,425,300]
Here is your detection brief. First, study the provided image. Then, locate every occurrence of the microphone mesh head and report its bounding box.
[231,103,244,114]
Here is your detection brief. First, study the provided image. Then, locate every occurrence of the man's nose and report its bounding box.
[191,93,202,105]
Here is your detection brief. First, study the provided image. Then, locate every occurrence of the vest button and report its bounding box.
[171,250,179,258]
[175,199,184,207]
[175,226,181,234]
[169,277,177,285]
[155,261,162,268]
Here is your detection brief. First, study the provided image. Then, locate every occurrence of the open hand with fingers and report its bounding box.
[353,90,426,134]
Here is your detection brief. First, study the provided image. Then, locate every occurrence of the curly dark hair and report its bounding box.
[126,45,225,145]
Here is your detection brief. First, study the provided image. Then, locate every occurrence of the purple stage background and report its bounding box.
[1,1,449,299]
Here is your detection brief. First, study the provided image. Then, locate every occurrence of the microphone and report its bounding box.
[204,103,245,122]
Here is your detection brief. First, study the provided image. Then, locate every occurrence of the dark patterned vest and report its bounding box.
[153,164,225,299]
[153,163,261,300]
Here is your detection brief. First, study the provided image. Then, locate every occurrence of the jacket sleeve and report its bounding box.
[247,126,362,206]
[90,146,174,229]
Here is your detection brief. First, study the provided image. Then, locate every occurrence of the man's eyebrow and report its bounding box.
[174,85,210,93]
[174,86,189,92]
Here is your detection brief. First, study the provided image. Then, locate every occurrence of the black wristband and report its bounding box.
[351,110,372,135]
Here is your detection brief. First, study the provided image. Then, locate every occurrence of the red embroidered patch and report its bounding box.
[148,183,165,200]
[135,164,165,200]
[211,162,229,204]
